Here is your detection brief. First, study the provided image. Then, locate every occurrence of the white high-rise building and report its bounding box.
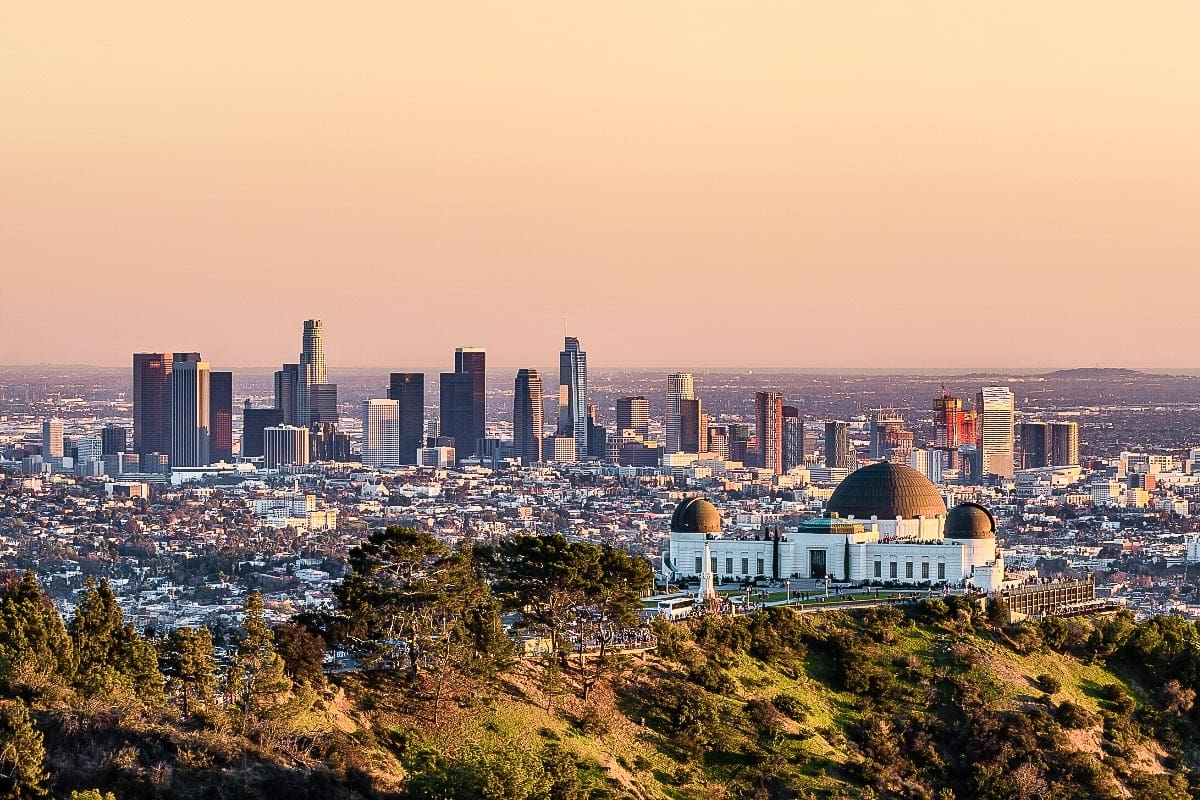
[264,425,310,468]
[665,373,695,454]
[361,399,400,468]
[977,386,1015,480]
[170,361,211,467]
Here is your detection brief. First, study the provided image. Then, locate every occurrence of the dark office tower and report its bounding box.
[242,402,283,459]
[825,421,854,469]
[133,353,174,456]
[588,419,607,460]
[678,398,707,454]
[1017,422,1050,469]
[616,396,650,438]
[388,373,426,465]
[101,425,128,456]
[274,364,299,425]
[1049,421,1080,467]
[513,368,543,465]
[755,391,783,474]
[308,383,339,425]
[208,371,233,463]
[728,423,752,463]
[440,371,476,462]
[558,337,588,460]
[782,406,803,472]
[451,347,486,457]
[170,360,211,467]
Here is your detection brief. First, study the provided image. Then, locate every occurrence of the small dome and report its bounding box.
[670,497,722,533]
[945,502,997,539]
[826,462,948,520]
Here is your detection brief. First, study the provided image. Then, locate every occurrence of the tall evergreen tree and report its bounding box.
[162,626,218,719]
[0,573,75,698]
[227,592,291,720]
[68,578,164,705]
[0,699,47,799]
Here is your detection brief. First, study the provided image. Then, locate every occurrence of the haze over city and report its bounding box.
[4,2,1199,369]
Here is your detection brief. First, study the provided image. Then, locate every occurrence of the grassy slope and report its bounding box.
[333,612,1172,799]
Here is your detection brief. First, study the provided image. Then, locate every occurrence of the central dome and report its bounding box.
[826,462,947,520]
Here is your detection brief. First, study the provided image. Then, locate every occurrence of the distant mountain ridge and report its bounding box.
[1041,367,1145,378]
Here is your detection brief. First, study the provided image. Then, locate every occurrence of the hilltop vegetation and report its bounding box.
[1,529,1200,798]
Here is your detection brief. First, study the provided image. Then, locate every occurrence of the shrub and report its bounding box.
[1036,673,1062,694]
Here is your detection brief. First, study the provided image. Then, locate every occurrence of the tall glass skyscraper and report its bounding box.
[170,360,211,467]
[665,373,694,454]
[440,347,485,461]
[755,391,783,474]
[977,386,1016,480]
[513,368,543,465]
[297,319,326,426]
[209,371,233,463]
[361,399,400,468]
[388,372,425,465]
[558,337,588,460]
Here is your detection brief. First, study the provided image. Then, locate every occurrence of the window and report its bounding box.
[711,557,717,574]
[905,562,913,579]
[696,556,703,573]
[757,557,764,576]
[890,562,897,579]
[741,557,749,575]
[874,561,882,578]
[725,557,733,575]
[921,562,929,580]
[938,562,946,580]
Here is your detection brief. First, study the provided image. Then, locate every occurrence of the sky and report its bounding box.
[2,2,1198,369]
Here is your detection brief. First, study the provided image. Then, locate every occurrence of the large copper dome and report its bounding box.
[670,497,722,533]
[826,462,947,520]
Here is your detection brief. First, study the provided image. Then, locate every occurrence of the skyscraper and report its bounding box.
[210,371,233,463]
[101,425,128,456]
[1049,421,1080,467]
[679,398,707,454]
[297,319,327,427]
[133,353,174,456]
[242,402,283,459]
[665,373,695,454]
[361,399,400,468]
[558,337,588,460]
[782,406,803,472]
[825,421,854,469]
[274,363,299,425]
[977,386,1016,480]
[755,391,783,474]
[170,360,211,467]
[441,348,485,459]
[264,425,310,469]
[388,373,425,465]
[616,396,650,438]
[1017,421,1049,469]
[42,419,64,461]
[513,368,544,465]
[308,383,339,425]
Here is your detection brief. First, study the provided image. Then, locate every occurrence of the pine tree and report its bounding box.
[227,592,291,721]
[0,573,75,698]
[162,627,218,719]
[68,579,164,705]
[0,699,47,799]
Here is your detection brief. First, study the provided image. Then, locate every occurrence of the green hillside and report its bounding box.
[3,531,1200,799]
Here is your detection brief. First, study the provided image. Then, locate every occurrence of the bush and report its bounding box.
[1057,701,1093,729]
[1036,673,1062,694]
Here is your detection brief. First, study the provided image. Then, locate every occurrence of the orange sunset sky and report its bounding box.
[2,2,1197,369]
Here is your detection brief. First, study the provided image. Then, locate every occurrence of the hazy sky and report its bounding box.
[3,2,1197,369]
